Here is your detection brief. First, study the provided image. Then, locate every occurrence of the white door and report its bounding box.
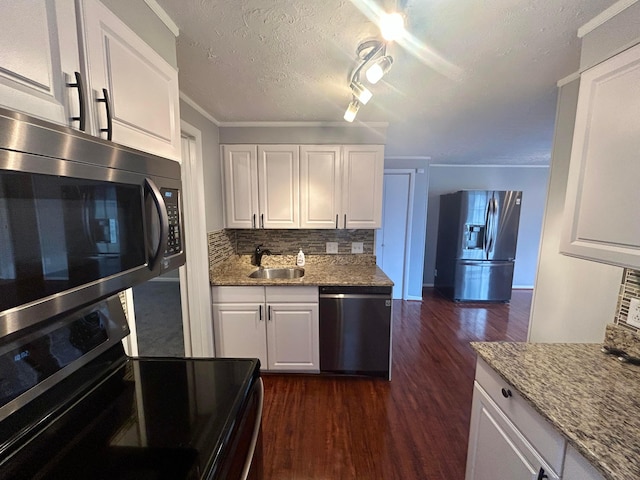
[222,145,259,229]
[266,303,319,371]
[212,303,268,367]
[258,145,300,228]
[78,0,181,160]
[299,145,342,229]
[0,0,81,127]
[376,170,413,299]
[342,145,384,228]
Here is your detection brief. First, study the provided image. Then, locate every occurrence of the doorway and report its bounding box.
[376,169,415,299]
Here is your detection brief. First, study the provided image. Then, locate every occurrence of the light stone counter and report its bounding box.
[209,254,393,287]
[472,342,640,480]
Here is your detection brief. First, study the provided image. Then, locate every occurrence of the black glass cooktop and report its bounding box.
[0,346,260,480]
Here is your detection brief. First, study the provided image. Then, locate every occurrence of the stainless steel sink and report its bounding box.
[249,267,305,279]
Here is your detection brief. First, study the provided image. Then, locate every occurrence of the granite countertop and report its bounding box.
[210,254,393,287]
[472,341,640,480]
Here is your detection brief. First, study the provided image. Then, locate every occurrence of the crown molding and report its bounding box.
[577,0,638,38]
[217,121,389,128]
[144,0,180,37]
[179,93,221,126]
[557,71,580,87]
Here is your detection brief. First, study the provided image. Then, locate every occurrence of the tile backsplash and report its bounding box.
[615,268,640,331]
[232,229,375,255]
[207,228,375,267]
[207,229,235,270]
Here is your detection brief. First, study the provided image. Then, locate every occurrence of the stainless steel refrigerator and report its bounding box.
[434,190,522,302]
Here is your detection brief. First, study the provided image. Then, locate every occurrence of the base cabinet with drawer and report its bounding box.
[212,286,319,372]
[466,358,564,480]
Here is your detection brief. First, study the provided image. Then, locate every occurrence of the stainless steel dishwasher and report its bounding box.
[319,285,393,379]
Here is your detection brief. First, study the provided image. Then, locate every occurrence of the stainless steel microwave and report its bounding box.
[0,108,185,338]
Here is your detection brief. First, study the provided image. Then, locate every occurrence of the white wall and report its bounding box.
[423,165,549,288]
[99,0,177,67]
[179,100,223,231]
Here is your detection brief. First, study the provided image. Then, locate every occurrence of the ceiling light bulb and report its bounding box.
[343,101,359,122]
[365,56,393,84]
[350,81,372,105]
[380,12,405,41]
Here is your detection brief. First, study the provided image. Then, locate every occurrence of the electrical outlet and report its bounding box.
[628,298,640,328]
[351,242,363,254]
[326,242,338,254]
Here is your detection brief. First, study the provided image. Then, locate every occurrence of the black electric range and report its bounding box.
[0,297,263,480]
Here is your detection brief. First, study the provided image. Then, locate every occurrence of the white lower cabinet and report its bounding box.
[212,286,319,372]
[562,445,605,480]
[466,359,564,480]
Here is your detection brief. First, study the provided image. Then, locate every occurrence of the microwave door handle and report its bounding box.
[144,178,169,269]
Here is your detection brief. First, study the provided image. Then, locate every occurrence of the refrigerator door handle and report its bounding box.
[484,200,491,259]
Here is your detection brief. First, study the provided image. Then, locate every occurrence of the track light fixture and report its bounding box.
[343,11,404,122]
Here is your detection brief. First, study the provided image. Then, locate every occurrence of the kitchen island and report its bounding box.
[470,341,640,480]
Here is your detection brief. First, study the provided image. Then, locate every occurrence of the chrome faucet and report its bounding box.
[254,244,271,267]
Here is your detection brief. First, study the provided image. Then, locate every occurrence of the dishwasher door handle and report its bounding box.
[319,294,391,300]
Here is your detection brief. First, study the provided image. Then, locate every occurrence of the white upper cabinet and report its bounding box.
[560,42,640,269]
[300,145,342,228]
[77,0,181,160]
[342,145,384,229]
[222,144,299,229]
[0,0,181,160]
[222,145,259,229]
[299,144,384,229]
[222,143,384,229]
[257,145,300,229]
[0,0,82,128]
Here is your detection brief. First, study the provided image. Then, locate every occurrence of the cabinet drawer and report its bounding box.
[475,358,565,473]
[265,286,318,303]
[212,286,265,303]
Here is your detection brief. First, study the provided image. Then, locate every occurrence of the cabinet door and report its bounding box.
[222,145,259,228]
[563,445,605,480]
[0,0,81,127]
[266,303,319,371]
[212,303,267,368]
[560,42,640,269]
[342,145,384,229]
[78,0,181,160]
[257,145,299,228]
[465,384,560,480]
[300,145,342,229]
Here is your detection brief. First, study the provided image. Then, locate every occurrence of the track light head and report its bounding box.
[350,81,372,105]
[343,100,360,122]
[365,55,394,84]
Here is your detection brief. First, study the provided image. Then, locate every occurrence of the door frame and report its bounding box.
[379,169,415,300]
[180,121,215,357]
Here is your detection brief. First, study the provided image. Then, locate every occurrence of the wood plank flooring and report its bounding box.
[260,288,531,480]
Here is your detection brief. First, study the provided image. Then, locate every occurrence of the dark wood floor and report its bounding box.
[260,288,531,480]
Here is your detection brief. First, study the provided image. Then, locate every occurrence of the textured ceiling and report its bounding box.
[155,0,617,164]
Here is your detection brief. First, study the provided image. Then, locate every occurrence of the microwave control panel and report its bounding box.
[161,188,182,256]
